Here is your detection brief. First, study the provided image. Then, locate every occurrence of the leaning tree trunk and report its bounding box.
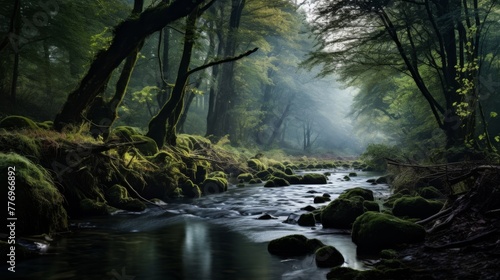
[53,0,207,131]
[87,0,145,139]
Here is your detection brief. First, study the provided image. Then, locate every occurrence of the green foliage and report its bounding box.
[361,144,402,172]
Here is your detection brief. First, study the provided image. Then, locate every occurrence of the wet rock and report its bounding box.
[257,213,278,220]
[352,212,426,252]
[237,172,254,182]
[321,198,365,228]
[247,158,266,171]
[301,205,317,211]
[314,196,331,203]
[302,173,328,184]
[298,213,316,226]
[343,175,351,181]
[323,193,331,198]
[201,177,228,195]
[181,179,201,198]
[366,179,376,183]
[248,178,262,184]
[339,187,374,201]
[392,196,444,219]
[376,175,392,184]
[306,238,326,252]
[283,213,300,224]
[264,177,290,187]
[255,170,271,180]
[348,172,358,177]
[105,184,146,212]
[307,190,319,194]
[315,245,344,268]
[268,234,309,257]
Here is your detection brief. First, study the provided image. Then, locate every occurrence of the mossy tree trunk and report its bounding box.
[147,8,200,148]
[53,0,207,131]
[87,0,145,139]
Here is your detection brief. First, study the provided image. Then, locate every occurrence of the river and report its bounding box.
[3,170,390,280]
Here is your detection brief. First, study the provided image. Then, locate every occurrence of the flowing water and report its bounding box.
[3,170,390,280]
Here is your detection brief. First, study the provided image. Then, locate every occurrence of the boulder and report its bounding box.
[314,196,330,203]
[268,234,309,257]
[264,177,290,187]
[237,173,254,182]
[352,212,426,252]
[339,187,374,201]
[201,177,228,195]
[181,180,202,198]
[392,196,444,219]
[298,213,316,226]
[321,198,365,228]
[363,200,380,212]
[247,158,266,171]
[315,246,344,268]
[302,173,327,184]
[1,153,67,235]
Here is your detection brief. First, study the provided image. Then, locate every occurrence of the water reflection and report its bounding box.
[183,222,211,279]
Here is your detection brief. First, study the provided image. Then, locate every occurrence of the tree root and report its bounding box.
[416,207,453,225]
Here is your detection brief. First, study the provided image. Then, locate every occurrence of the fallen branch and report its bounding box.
[416,207,452,225]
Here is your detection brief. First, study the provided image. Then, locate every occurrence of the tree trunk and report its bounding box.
[147,8,199,147]
[87,0,145,139]
[53,0,206,131]
[208,0,246,140]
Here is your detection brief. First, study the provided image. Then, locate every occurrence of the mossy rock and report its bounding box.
[321,198,365,229]
[247,158,266,171]
[237,173,254,182]
[301,173,327,184]
[348,172,358,177]
[352,212,426,252]
[249,178,262,184]
[264,177,290,188]
[271,170,301,184]
[417,186,444,199]
[0,115,39,130]
[315,246,344,268]
[255,170,271,180]
[130,134,159,156]
[314,196,330,203]
[110,126,140,141]
[105,184,146,212]
[267,234,309,257]
[343,175,351,181]
[363,200,380,212]
[392,196,444,219]
[0,153,67,235]
[297,213,316,226]
[339,187,374,201]
[0,131,41,158]
[270,162,286,171]
[79,199,113,216]
[208,171,227,179]
[285,167,294,175]
[306,238,326,253]
[201,177,228,195]
[181,180,201,198]
[380,249,398,259]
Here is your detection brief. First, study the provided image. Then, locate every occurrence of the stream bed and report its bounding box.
[3,170,390,280]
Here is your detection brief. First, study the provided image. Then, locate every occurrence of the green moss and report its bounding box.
[363,200,380,212]
[201,177,228,195]
[208,171,227,179]
[271,170,301,184]
[79,198,113,216]
[392,196,444,219]
[37,120,53,130]
[352,212,426,252]
[339,187,374,201]
[315,246,344,268]
[297,213,316,226]
[0,153,67,235]
[267,234,309,257]
[321,198,365,229]
[270,161,286,171]
[247,158,266,171]
[0,115,39,130]
[285,167,294,175]
[264,177,290,188]
[255,170,271,180]
[131,134,159,156]
[110,126,140,141]
[301,173,327,184]
[105,184,146,212]
[0,131,41,158]
[249,178,262,184]
[237,173,254,182]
